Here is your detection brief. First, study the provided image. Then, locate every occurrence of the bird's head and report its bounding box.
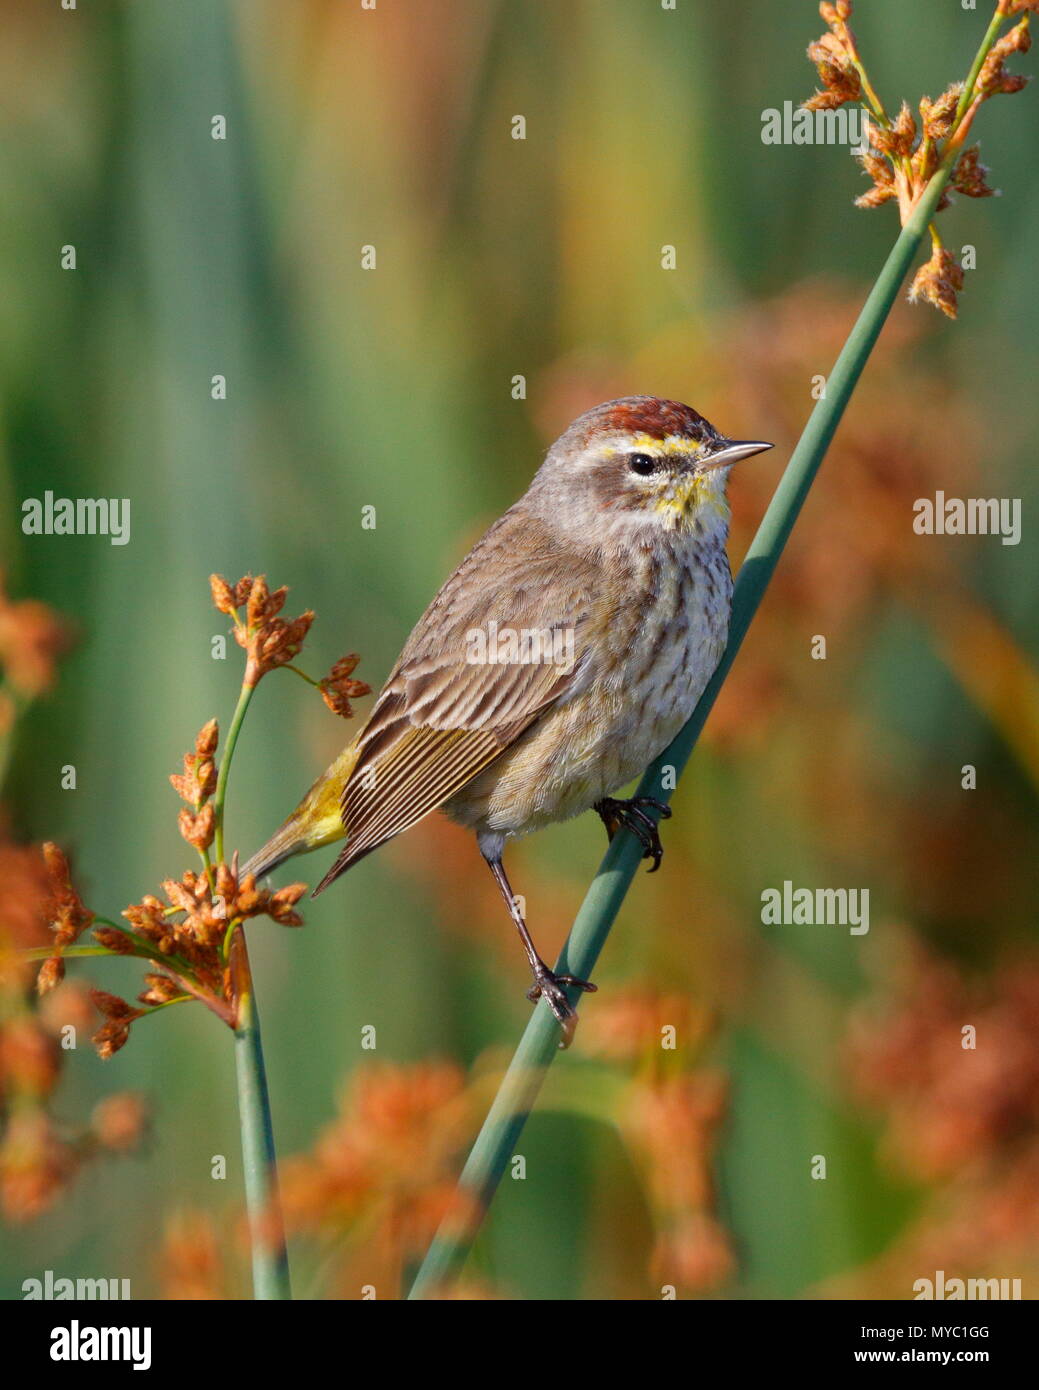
[528,396,773,544]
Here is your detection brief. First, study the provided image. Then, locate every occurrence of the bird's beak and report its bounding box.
[700,438,774,471]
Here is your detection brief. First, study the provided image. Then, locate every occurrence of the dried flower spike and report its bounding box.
[919,84,963,142]
[805,33,862,111]
[319,654,371,719]
[91,1093,148,1154]
[210,573,314,687]
[909,244,965,319]
[38,844,94,995]
[0,578,74,699]
[953,145,997,197]
[178,804,216,852]
[804,0,1033,316]
[980,17,1032,96]
[209,574,240,618]
[170,721,219,810]
[90,990,145,1059]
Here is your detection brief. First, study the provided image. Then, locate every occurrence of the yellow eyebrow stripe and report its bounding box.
[600,433,706,459]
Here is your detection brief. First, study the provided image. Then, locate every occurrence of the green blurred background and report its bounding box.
[2,0,1037,1299]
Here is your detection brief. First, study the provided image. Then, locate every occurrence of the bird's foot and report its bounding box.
[594,796,672,872]
[527,965,597,1048]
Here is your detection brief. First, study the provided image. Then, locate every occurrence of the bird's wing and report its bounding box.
[313,507,601,891]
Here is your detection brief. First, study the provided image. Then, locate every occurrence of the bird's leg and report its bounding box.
[484,856,596,1047]
[594,796,673,873]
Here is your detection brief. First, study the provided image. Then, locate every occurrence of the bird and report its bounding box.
[244,397,772,1041]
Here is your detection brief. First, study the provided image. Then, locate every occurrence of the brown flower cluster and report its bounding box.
[280,1062,472,1295]
[211,572,370,715]
[160,1209,230,1300]
[820,940,1039,1297]
[318,654,371,718]
[5,568,374,1239]
[847,944,1039,1181]
[0,582,144,1222]
[0,1093,148,1225]
[36,843,94,995]
[27,573,369,1062]
[626,1073,734,1294]
[211,574,314,688]
[171,718,218,851]
[803,0,1033,317]
[985,6,1035,91]
[0,576,74,729]
[155,990,732,1297]
[582,985,711,1065]
[854,97,965,218]
[804,3,861,112]
[949,143,996,200]
[83,766,307,1055]
[0,839,147,1221]
[908,243,966,319]
[583,987,735,1294]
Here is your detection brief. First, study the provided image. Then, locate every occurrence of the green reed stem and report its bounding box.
[213,678,290,1297]
[409,160,962,1299]
[233,935,292,1300]
[957,6,1007,124]
[213,680,255,866]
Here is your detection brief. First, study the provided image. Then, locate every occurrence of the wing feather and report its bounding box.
[312,507,600,892]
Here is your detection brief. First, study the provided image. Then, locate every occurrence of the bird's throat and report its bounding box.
[653,474,730,532]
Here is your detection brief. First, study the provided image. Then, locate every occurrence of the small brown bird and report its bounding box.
[245,398,771,1038]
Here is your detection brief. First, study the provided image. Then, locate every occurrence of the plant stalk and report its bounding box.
[231,927,292,1300]
[957,6,1008,124]
[408,161,957,1300]
[214,680,255,866]
[217,684,290,1297]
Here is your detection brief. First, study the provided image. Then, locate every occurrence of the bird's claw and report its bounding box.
[595,796,672,872]
[527,967,597,1048]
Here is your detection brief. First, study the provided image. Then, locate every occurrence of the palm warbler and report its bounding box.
[245,397,772,1038]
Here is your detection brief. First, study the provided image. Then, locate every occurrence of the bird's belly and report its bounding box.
[446,550,731,838]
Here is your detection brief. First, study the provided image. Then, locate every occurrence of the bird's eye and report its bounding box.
[627,452,657,476]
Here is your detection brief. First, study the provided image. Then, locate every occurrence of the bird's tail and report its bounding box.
[241,739,360,881]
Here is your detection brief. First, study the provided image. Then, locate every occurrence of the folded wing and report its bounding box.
[313,507,601,892]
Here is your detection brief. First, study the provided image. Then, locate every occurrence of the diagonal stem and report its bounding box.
[956,6,1007,124]
[408,161,957,1301]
